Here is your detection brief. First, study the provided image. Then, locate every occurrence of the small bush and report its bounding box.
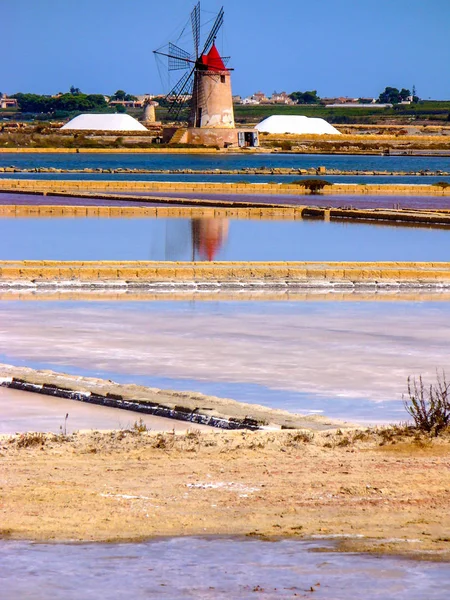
[286,430,314,445]
[152,432,175,450]
[337,436,351,447]
[183,429,202,452]
[351,430,370,442]
[132,418,148,433]
[290,178,333,194]
[185,429,201,441]
[404,373,450,435]
[280,141,292,151]
[16,432,46,448]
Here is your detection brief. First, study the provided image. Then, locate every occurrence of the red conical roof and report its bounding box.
[200,43,227,71]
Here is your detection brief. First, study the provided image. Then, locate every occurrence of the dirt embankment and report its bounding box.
[1,126,450,155]
[1,428,449,559]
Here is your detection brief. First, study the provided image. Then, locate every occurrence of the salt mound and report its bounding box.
[255,115,341,135]
[61,114,148,132]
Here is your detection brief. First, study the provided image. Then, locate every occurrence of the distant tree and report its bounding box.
[400,88,411,101]
[55,93,82,111]
[111,90,137,102]
[70,86,81,95]
[289,90,320,104]
[412,85,420,103]
[12,93,53,112]
[378,87,400,103]
[378,87,411,104]
[55,93,107,112]
[115,104,126,113]
[12,92,106,113]
[112,90,126,101]
[84,94,108,110]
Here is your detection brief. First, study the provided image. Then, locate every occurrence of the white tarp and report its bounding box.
[61,114,148,131]
[255,115,341,135]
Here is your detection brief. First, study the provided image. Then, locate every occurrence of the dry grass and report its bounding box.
[7,423,446,454]
[2,426,450,557]
[15,431,47,448]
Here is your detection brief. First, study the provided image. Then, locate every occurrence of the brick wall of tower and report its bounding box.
[189,71,235,129]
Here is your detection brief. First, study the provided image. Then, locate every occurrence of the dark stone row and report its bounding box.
[3,378,260,431]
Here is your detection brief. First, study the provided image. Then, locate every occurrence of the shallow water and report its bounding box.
[2,171,449,184]
[1,299,449,422]
[0,386,209,435]
[1,190,449,211]
[1,537,449,599]
[1,152,450,185]
[1,151,450,173]
[0,216,449,262]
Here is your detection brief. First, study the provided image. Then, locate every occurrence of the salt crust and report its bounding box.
[61,114,148,132]
[256,115,341,135]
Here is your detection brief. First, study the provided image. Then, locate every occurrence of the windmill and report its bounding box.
[154,3,235,129]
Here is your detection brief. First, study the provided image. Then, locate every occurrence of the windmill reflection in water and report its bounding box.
[154,217,229,262]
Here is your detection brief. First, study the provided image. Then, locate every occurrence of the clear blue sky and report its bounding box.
[2,0,449,99]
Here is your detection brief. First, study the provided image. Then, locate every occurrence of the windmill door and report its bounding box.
[238,131,259,148]
[196,108,203,128]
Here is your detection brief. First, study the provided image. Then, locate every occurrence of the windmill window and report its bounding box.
[221,75,225,83]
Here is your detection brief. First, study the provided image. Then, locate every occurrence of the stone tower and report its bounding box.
[188,44,235,129]
[142,100,158,125]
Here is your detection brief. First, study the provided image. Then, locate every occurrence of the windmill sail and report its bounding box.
[154,4,231,124]
[168,43,192,71]
[191,2,201,59]
[200,7,224,55]
[166,67,195,119]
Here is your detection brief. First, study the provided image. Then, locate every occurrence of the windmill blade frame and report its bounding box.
[153,48,195,65]
[200,6,224,56]
[165,66,195,119]
[168,42,192,71]
[191,1,201,60]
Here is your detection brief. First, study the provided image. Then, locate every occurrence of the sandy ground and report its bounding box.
[1,428,449,559]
